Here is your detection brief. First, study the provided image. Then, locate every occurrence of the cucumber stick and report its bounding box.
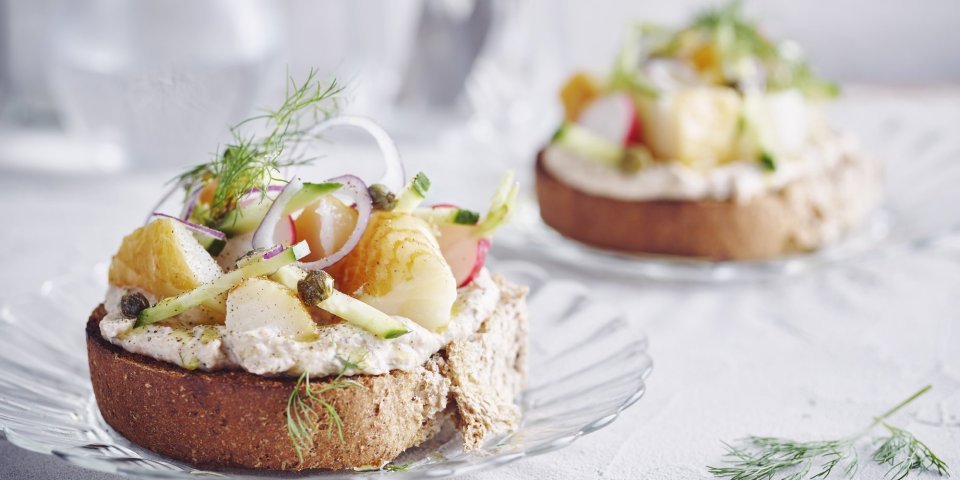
[323,291,410,339]
[283,181,342,214]
[217,201,271,236]
[217,182,341,237]
[136,241,311,327]
[270,266,410,340]
[477,170,519,236]
[552,122,624,166]
[413,207,480,225]
[394,172,431,212]
[195,235,226,257]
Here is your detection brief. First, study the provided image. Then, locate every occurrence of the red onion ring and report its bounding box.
[307,116,405,193]
[251,177,304,250]
[180,185,202,221]
[144,179,184,226]
[262,244,284,260]
[250,174,374,270]
[296,174,372,271]
[150,212,226,240]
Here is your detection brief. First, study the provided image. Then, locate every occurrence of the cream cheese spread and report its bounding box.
[543,129,865,203]
[99,268,500,377]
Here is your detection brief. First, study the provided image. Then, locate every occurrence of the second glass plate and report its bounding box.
[496,89,960,282]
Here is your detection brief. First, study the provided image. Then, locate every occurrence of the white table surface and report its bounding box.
[2,101,959,479]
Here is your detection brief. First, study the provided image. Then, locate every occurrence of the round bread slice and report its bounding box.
[86,305,451,471]
[535,150,879,261]
[86,276,528,471]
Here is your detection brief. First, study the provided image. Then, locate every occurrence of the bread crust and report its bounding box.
[444,280,528,449]
[535,152,876,261]
[87,305,450,470]
[86,276,528,471]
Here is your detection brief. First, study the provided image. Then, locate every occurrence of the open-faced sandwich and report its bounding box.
[537,1,880,261]
[86,73,527,471]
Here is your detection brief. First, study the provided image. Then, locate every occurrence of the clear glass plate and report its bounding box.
[496,89,960,282]
[0,260,652,479]
[497,198,893,283]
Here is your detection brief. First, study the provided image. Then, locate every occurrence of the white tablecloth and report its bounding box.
[1,117,959,479]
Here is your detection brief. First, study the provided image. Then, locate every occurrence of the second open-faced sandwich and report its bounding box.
[537,2,881,261]
[86,73,527,471]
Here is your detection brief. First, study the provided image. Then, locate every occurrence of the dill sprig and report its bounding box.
[175,68,343,225]
[709,385,949,480]
[634,0,836,98]
[711,437,859,480]
[691,0,778,60]
[285,355,365,463]
[383,463,412,472]
[873,424,949,480]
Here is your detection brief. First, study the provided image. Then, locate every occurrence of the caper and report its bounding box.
[368,183,397,211]
[620,147,653,174]
[120,292,150,318]
[297,270,335,305]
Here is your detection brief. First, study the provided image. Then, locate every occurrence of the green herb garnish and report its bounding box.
[609,23,661,98]
[873,423,950,480]
[383,463,412,472]
[708,385,949,480]
[624,0,837,98]
[692,0,778,61]
[453,208,481,225]
[759,151,776,172]
[175,69,344,226]
[286,356,365,463]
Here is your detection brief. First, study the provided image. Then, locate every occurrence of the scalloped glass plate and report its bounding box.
[496,89,960,282]
[0,260,652,479]
[497,198,893,283]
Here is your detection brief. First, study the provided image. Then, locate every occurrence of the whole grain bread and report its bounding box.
[535,150,880,261]
[86,277,528,471]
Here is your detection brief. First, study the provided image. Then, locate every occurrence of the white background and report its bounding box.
[1,0,960,479]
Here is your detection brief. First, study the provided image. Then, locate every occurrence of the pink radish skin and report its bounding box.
[274,214,297,245]
[216,214,297,270]
[436,222,491,288]
[462,238,491,287]
[577,92,643,145]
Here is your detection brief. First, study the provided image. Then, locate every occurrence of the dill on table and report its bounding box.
[285,356,364,463]
[383,463,412,472]
[708,385,950,480]
[174,68,343,225]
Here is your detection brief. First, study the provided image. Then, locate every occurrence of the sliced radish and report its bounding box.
[433,172,518,287]
[216,213,295,270]
[274,214,296,245]
[436,223,491,288]
[463,238,491,287]
[577,92,642,146]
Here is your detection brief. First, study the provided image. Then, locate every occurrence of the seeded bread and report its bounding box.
[535,150,880,261]
[86,277,528,471]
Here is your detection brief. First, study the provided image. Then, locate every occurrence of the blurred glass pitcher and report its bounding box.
[48,0,283,171]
